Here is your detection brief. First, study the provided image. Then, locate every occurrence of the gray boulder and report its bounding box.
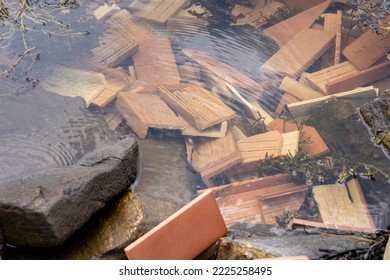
[0,137,138,247]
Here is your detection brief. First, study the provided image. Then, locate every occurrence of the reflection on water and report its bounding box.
[1,1,389,238]
[0,90,119,180]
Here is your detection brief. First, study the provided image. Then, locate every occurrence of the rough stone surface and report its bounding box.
[0,90,119,181]
[359,92,390,157]
[60,190,147,260]
[132,137,197,226]
[63,137,195,259]
[2,136,195,259]
[306,98,390,228]
[216,223,372,260]
[0,137,138,247]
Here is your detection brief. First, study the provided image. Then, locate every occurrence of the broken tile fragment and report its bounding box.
[302,61,359,94]
[385,237,390,260]
[133,38,181,85]
[128,0,188,24]
[124,190,227,260]
[159,84,236,130]
[116,91,185,139]
[263,0,332,46]
[186,131,240,173]
[325,61,390,94]
[215,175,308,227]
[280,130,300,157]
[275,93,300,115]
[92,67,134,108]
[92,10,155,67]
[181,118,228,139]
[279,76,324,100]
[313,179,376,232]
[286,86,379,118]
[93,3,120,20]
[182,49,264,100]
[267,119,329,157]
[342,28,390,70]
[237,131,283,163]
[260,28,335,78]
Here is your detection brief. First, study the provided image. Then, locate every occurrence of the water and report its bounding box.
[1,0,390,255]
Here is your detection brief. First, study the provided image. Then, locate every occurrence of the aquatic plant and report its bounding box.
[239,112,267,136]
[186,0,252,25]
[0,0,86,75]
[346,0,390,34]
[256,148,387,186]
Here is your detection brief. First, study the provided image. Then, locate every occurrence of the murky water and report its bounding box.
[1,0,390,256]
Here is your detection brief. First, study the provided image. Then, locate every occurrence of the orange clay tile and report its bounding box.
[92,10,156,67]
[237,131,283,163]
[275,93,300,114]
[325,60,390,94]
[217,181,308,227]
[133,38,181,85]
[128,0,188,25]
[267,119,330,156]
[158,84,236,130]
[302,61,359,94]
[182,49,264,100]
[312,179,376,233]
[92,67,134,108]
[286,86,379,118]
[198,173,292,196]
[279,76,324,100]
[115,91,185,139]
[260,28,335,79]
[263,0,332,46]
[342,28,390,70]
[124,190,227,260]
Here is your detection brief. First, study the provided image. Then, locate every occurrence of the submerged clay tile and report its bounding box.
[263,0,332,46]
[342,28,390,70]
[260,28,335,78]
[313,179,376,232]
[267,119,330,156]
[128,0,188,24]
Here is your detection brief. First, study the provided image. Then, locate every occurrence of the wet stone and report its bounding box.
[0,90,139,248]
[0,137,138,247]
[0,90,119,180]
[359,92,390,157]
[133,137,196,226]
[305,98,390,228]
[216,223,373,260]
[60,190,148,260]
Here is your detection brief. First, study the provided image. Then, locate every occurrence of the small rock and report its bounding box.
[60,190,147,260]
[216,223,372,260]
